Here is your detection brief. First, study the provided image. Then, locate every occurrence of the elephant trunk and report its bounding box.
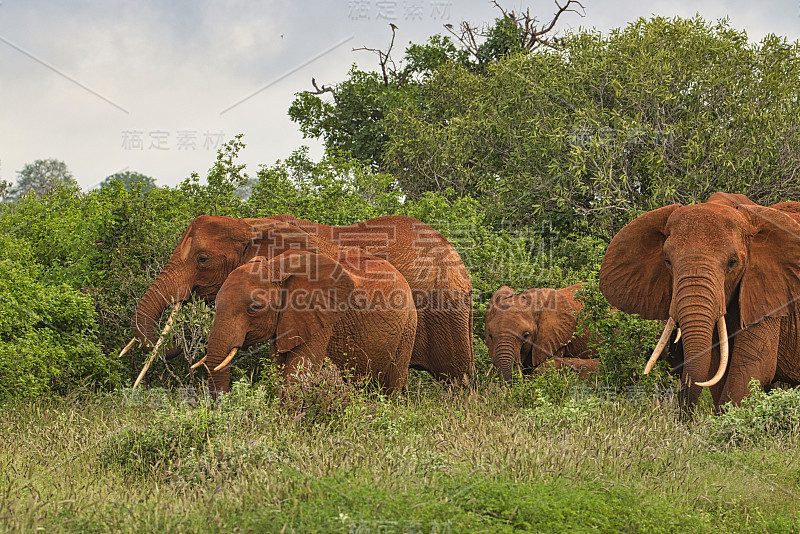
[494,335,522,382]
[672,277,724,410]
[134,265,190,353]
[204,320,247,396]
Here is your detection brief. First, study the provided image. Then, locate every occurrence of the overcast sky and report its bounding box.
[2,0,799,190]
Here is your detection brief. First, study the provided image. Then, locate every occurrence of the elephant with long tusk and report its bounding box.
[600,192,800,414]
[131,214,474,388]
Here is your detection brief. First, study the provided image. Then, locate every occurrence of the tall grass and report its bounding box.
[1,370,798,533]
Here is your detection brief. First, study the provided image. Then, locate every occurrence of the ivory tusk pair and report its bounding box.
[131,302,182,390]
[190,347,238,371]
[483,363,522,378]
[644,316,729,389]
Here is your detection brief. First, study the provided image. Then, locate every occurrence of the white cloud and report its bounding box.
[1,0,797,188]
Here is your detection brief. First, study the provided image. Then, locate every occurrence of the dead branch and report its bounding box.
[306,78,338,102]
[353,23,399,87]
[445,0,585,59]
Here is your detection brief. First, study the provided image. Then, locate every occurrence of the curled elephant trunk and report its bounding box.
[674,290,721,408]
[134,267,189,355]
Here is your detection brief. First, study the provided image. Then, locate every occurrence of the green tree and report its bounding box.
[385,16,800,237]
[99,170,157,192]
[288,2,580,170]
[10,159,77,200]
[0,179,10,203]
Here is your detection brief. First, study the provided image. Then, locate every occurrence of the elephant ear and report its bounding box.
[273,251,355,353]
[738,205,800,327]
[525,288,577,363]
[599,204,680,320]
[706,192,757,207]
[542,288,580,351]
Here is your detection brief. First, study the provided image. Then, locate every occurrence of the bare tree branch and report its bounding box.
[306,77,338,102]
[353,23,399,87]
[445,0,585,60]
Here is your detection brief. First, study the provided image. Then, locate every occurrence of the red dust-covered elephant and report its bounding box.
[485,284,597,381]
[131,215,474,383]
[195,249,417,394]
[600,193,800,413]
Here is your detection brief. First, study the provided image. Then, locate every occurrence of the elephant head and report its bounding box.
[133,216,332,354]
[485,285,582,381]
[200,250,355,393]
[599,192,800,410]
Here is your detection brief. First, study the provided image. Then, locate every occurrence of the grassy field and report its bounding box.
[1,367,799,533]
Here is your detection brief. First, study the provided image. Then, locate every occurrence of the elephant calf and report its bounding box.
[197,249,417,395]
[485,284,597,380]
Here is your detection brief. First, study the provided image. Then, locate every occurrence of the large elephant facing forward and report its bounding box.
[485,284,596,381]
[199,249,417,394]
[599,193,800,413]
[134,215,473,382]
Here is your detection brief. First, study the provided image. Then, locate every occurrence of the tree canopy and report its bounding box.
[292,14,800,238]
[9,159,77,201]
[98,170,157,192]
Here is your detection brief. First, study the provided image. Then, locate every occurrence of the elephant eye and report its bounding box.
[522,332,531,341]
[198,256,209,264]
[664,257,671,266]
[727,257,738,269]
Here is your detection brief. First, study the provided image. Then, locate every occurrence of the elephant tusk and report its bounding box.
[644,317,675,375]
[485,364,495,377]
[190,356,207,370]
[213,348,239,372]
[118,337,140,359]
[517,364,524,378]
[696,316,729,388]
[674,328,681,344]
[132,302,181,390]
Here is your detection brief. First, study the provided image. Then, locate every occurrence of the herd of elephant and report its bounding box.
[126,192,800,415]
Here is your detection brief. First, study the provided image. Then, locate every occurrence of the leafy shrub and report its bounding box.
[711,380,800,446]
[504,365,581,411]
[105,405,218,478]
[0,236,119,401]
[576,274,674,391]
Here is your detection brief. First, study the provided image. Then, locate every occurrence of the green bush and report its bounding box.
[711,380,800,446]
[575,274,675,392]
[0,236,119,400]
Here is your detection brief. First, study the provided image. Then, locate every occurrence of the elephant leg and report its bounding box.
[716,318,780,412]
[278,326,333,385]
[384,320,415,393]
[411,290,474,384]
